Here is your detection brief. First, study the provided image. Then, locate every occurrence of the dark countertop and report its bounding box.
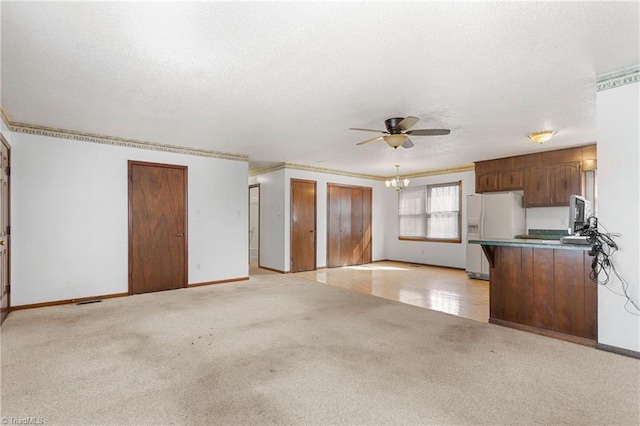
[468,238,592,251]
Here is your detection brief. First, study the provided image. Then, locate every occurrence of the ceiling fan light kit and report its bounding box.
[528,130,555,144]
[383,134,408,148]
[351,116,450,149]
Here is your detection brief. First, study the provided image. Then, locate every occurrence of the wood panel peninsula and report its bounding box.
[469,238,596,346]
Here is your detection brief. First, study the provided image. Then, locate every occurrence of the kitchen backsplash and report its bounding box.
[525,206,569,232]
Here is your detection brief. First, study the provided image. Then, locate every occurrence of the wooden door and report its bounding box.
[327,185,342,268]
[361,188,372,264]
[0,136,9,324]
[351,188,363,265]
[290,179,316,272]
[327,184,372,268]
[129,161,187,294]
[339,187,352,266]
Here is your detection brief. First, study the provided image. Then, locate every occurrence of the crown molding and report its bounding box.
[597,66,640,92]
[249,163,286,176]
[0,106,11,129]
[249,162,384,180]
[250,162,475,181]
[7,121,248,162]
[283,162,385,180]
[398,164,475,180]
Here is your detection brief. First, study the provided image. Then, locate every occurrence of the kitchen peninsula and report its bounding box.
[469,238,596,345]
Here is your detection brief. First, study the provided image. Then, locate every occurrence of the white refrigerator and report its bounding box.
[466,192,526,280]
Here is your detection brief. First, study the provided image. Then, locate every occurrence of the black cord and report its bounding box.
[581,218,640,316]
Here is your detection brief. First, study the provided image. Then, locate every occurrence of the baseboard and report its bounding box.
[189,277,248,287]
[489,318,596,347]
[596,342,640,359]
[9,277,250,312]
[257,265,286,274]
[10,292,129,311]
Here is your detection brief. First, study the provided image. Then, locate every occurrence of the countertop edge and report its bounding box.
[468,238,593,250]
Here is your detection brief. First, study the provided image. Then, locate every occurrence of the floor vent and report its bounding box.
[76,300,102,306]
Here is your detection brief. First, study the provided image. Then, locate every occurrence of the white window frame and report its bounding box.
[398,181,462,243]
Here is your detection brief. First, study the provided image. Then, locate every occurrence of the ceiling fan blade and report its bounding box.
[356,136,384,146]
[401,138,414,149]
[349,127,387,134]
[396,116,419,131]
[406,129,451,136]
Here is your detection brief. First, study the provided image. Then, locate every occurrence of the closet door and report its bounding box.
[361,188,372,264]
[327,185,342,268]
[351,188,363,265]
[327,184,373,268]
[339,187,352,266]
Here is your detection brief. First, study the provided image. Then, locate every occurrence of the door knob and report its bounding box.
[0,240,5,245]
[177,232,184,237]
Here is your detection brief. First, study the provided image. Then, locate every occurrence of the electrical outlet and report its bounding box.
[196,263,201,270]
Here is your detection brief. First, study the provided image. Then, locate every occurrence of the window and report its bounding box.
[398,181,462,242]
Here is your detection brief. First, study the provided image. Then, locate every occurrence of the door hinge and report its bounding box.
[5,225,9,235]
[6,284,10,294]
[5,166,9,176]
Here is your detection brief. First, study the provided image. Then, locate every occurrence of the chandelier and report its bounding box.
[385,165,409,191]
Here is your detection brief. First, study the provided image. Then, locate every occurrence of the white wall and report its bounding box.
[525,207,568,232]
[384,170,475,269]
[11,132,248,306]
[249,169,285,272]
[596,79,640,352]
[1,119,12,143]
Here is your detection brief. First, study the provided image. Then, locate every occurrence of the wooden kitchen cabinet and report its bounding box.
[499,169,524,191]
[523,166,551,207]
[487,244,597,343]
[552,162,581,205]
[476,171,499,192]
[474,144,594,199]
[523,162,580,207]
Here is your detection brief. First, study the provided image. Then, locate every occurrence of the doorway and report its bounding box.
[290,179,316,273]
[249,184,260,267]
[0,134,10,324]
[128,161,188,294]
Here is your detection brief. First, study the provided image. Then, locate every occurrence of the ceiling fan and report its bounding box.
[350,116,450,149]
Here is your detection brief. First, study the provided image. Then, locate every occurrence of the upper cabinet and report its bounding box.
[476,171,499,193]
[523,162,581,207]
[499,169,524,191]
[475,158,524,193]
[474,144,595,207]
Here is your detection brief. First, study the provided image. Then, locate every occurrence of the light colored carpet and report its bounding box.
[1,273,639,425]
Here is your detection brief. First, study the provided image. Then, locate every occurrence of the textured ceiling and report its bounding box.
[1,1,639,176]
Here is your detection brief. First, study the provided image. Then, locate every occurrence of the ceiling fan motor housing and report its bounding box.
[385,118,405,133]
